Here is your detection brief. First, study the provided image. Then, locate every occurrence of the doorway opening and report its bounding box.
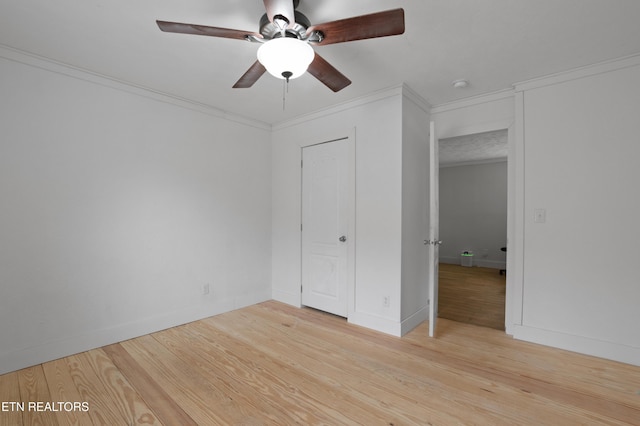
[437,129,508,330]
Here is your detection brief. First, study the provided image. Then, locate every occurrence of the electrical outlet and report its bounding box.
[202,283,210,295]
[383,296,390,307]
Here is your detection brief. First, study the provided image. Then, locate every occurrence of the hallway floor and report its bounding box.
[438,263,506,330]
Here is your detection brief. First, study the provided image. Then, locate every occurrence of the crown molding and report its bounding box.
[431,88,514,114]
[514,53,640,93]
[0,44,271,131]
[401,83,431,114]
[272,84,407,130]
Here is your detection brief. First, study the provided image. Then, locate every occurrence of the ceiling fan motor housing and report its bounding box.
[259,11,311,40]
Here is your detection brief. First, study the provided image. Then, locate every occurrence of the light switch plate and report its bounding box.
[534,208,546,223]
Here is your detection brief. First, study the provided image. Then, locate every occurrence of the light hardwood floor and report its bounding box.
[2,301,640,425]
[438,263,506,330]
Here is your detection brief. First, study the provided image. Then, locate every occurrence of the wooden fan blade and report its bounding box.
[157,20,261,41]
[307,53,351,92]
[307,8,404,46]
[263,0,295,26]
[233,61,267,88]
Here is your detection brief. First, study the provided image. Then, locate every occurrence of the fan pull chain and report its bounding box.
[281,71,293,111]
[282,78,286,111]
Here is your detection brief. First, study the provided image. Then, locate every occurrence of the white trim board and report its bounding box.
[273,84,430,131]
[0,290,271,375]
[439,258,506,270]
[512,325,640,367]
[431,89,514,115]
[348,306,427,338]
[514,53,640,93]
[0,43,270,131]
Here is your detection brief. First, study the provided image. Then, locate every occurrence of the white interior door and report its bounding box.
[428,121,440,337]
[301,139,349,317]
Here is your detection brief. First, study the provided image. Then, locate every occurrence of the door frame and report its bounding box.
[298,128,356,319]
[433,119,515,334]
[427,121,439,337]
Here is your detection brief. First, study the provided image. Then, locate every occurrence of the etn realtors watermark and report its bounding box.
[2,401,89,412]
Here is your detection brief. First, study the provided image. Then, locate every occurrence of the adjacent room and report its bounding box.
[2,1,640,424]
[438,130,508,330]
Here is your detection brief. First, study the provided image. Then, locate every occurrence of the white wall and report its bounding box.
[428,57,640,366]
[439,161,508,269]
[400,92,430,329]
[272,86,430,336]
[0,50,272,374]
[5,42,637,374]
[512,56,640,365]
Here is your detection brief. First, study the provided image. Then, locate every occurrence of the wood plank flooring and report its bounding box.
[2,300,640,425]
[438,263,506,330]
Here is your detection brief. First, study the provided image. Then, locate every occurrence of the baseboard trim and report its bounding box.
[0,291,271,375]
[511,324,640,367]
[272,289,302,308]
[348,311,403,337]
[401,306,428,336]
[440,257,506,269]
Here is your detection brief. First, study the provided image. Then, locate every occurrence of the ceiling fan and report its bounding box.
[156,0,405,92]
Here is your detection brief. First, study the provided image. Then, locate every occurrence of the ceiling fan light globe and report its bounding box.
[257,38,315,80]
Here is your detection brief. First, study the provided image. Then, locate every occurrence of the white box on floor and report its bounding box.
[460,252,474,267]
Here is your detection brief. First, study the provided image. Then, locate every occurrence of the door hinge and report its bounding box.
[301,159,303,168]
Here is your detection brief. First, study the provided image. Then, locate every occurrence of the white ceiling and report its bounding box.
[2,1,640,125]
[439,129,508,167]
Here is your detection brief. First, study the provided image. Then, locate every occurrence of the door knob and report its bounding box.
[339,236,347,242]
